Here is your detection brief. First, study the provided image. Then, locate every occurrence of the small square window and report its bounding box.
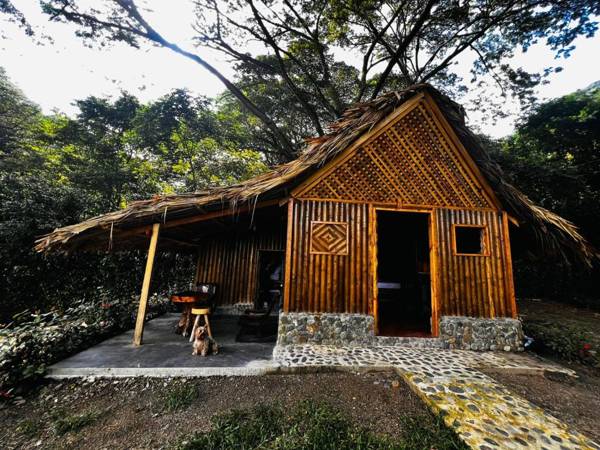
[454,225,486,255]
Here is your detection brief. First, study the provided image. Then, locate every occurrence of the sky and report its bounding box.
[1,0,599,138]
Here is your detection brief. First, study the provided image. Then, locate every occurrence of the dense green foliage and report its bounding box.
[0,295,170,391]
[498,86,600,248]
[488,85,600,301]
[0,68,266,323]
[178,401,468,450]
[523,318,599,367]
[3,1,598,156]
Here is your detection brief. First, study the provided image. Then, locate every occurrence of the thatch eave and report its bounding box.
[35,84,597,266]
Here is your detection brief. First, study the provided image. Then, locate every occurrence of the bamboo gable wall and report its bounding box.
[283,95,516,328]
[297,98,495,209]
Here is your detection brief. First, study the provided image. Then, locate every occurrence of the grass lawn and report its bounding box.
[178,400,466,450]
[1,371,467,449]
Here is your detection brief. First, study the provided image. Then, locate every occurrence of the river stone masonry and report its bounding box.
[439,316,524,351]
[278,313,524,351]
[277,312,374,346]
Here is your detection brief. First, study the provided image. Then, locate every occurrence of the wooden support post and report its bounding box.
[283,198,294,312]
[502,212,517,318]
[133,223,160,346]
[429,209,440,337]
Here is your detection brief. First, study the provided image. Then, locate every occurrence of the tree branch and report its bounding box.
[370,0,437,99]
[113,0,296,158]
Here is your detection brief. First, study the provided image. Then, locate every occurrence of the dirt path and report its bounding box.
[1,371,428,449]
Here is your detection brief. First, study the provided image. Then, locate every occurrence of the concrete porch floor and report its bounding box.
[48,313,278,378]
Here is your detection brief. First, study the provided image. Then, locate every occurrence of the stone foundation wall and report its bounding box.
[277,313,524,351]
[439,316,524,351]
[277,313,374,346]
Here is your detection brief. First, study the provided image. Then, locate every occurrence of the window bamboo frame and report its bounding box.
[451,223,490,257]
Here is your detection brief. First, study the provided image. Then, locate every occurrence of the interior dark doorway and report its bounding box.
[376,210,431,337]
[256,250,284,311]
[236,250,284,343]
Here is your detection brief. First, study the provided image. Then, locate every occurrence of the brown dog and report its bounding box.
[192,325,219,356]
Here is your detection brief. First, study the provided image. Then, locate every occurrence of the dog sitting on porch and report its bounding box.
[192,325,219,356]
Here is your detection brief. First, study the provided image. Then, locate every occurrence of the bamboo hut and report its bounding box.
[36,84,595,350]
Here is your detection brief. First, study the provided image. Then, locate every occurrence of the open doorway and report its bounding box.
[376,210,431,337]
[236,250,284,343]
[256,250,284,311]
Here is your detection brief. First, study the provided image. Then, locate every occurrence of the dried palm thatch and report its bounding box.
[35,84,596,266]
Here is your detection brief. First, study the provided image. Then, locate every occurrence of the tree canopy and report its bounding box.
[2,0,598,159]
[0,68,266,321]
[479,83,600,299]
[494,84,600,249]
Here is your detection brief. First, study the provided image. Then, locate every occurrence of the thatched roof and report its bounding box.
[35,84,596,266]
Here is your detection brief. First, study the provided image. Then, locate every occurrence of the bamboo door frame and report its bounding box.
[369,205,440,337]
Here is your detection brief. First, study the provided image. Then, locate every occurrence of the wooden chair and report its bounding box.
[236,283,282,342]
[189,306,213,342]
[188,283,217,342]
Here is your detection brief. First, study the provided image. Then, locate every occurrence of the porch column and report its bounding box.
[133,222,161,346]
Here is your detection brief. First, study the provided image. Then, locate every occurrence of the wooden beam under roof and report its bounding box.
[105,199,281,243]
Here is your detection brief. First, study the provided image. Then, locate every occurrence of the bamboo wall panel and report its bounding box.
[196,228,285,305]
[286,200,370,314]
[434,208,515,318]
[298,101,493,209]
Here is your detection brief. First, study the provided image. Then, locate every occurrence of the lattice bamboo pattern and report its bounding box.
[299,101,492,209]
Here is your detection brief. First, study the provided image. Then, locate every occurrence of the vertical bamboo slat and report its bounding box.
[283,199,294,312]
[433,208,514,318]
[502,212,517,318]
[195,225,285,306]
[287,199,370,314]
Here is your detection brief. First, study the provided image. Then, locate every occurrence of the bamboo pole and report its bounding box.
[502,212,518,318]
[283,199,294,312]
[133,223,161,346]
[429,209,440,336]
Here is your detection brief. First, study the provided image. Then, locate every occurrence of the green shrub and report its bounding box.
[523,319,599,366]
[0,294,171,392]
[51,410,100,436]
[163,383,200,412]
[178,401,468,450]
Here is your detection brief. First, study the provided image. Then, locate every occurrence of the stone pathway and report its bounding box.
[274,344,576,375]
[274,345,599,450]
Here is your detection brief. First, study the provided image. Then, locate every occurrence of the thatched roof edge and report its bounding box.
[35,84,596,266]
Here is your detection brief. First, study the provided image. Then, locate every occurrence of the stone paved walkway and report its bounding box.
[274,345,599,450]
[274,344,576,375]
